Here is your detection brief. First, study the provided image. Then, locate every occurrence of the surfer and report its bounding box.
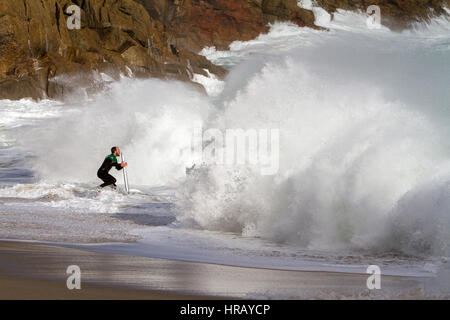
[97,146,128,189]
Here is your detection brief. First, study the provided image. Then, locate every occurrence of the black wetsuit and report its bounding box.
[97,154,123,188]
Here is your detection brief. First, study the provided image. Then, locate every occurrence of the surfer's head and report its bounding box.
[111,146,120,156]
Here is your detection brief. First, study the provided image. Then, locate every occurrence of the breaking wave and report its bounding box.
[177,12,450,256]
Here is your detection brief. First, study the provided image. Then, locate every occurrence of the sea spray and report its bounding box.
[17,79,211,186]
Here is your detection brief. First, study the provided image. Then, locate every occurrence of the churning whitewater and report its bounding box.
[0,10,449,284]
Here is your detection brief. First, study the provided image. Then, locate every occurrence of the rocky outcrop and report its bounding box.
[135,0,316,52]
[0,0,226,100]
[317,0,450,30]
[0,0,318,101]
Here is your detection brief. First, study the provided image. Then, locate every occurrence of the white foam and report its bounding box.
[192,69,225,96]
[298,0,313,10]
[0,182,174,242]
[0,99,64,129]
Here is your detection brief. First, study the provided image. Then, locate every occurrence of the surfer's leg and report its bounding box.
[99,174,116,188]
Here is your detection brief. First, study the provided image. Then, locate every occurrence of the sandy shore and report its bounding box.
[0,275,201,300]
[0,240,429,300]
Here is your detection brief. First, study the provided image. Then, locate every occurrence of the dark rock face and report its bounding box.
[0,0,448,100]
[135,0,316,52]
[0,0,226,100]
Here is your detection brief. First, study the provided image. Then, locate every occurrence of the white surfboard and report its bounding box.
[121,153,130,194]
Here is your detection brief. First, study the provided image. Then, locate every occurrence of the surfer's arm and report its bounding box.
[101,158,123,171]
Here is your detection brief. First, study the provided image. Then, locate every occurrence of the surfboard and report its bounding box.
[121,153,130,194]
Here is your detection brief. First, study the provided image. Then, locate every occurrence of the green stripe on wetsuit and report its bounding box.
[106,154,117,163]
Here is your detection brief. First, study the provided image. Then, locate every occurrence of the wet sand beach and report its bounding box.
[0,240,429,300]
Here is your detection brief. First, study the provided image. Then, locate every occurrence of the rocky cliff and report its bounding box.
[135,0,316,52]
[0,0,227,100]
[0,0,448,100]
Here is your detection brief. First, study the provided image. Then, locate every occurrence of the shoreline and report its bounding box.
[0,237,430,277]
[0,240,433,300]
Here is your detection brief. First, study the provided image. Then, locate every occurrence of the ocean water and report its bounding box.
[1,9,450,296]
